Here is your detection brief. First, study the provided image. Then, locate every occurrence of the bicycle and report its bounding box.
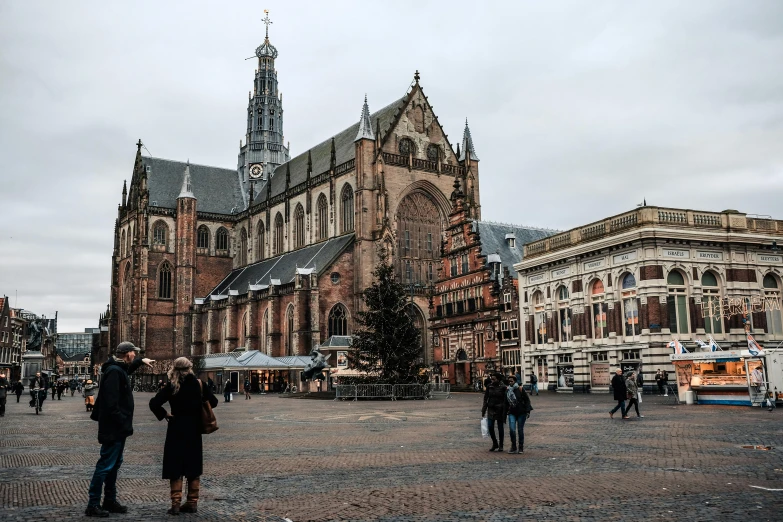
[31,387,42,414]
[283,383,297,394]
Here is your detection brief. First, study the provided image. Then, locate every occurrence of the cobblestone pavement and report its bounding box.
[0,391,781,521]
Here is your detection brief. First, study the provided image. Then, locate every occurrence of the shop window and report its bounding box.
[764,274,782,336]
[701,271,722,335]
[621,273,640,339]
[557,285,571,343]
[533,291,546,345]
[667,270,690,334]
[591,280,608,339]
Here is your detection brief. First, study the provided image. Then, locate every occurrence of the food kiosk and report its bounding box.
[669,350,767,406]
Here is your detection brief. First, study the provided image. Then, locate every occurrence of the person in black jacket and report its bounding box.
[609,368,629,419]
[482,373,508,452]
[14,380,24,402]
[85,342,153,518]
[505,375,532,454]
[29,372,47,410]
[0,373,9,417]
[150,357,218,515]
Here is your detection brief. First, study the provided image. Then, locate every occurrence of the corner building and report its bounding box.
[514,207,783,393]
[109,21,484,366]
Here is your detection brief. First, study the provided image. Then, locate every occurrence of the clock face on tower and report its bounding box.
[249,164,263,179]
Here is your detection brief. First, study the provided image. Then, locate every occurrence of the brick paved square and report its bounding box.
[0,391,781,521]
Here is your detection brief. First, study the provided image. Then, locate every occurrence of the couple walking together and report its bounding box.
[86,342,218,517]
[482,373,532,454]
[609,368,643,419]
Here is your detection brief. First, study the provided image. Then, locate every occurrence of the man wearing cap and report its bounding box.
[85,342,153,517]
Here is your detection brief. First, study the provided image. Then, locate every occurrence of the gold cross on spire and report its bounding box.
[262,10,272,39]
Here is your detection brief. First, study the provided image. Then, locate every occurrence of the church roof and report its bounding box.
[205,233,355,299]
[251,96,407,205]
[472,221,554,275]
[143,157,243,214]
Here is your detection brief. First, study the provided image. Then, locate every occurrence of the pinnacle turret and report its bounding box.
[355,95,375,141]
[459,119,479,162]
[178,162,195,199]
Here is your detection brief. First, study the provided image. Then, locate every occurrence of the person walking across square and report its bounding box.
[85,342,153,518]
[609,368,628,419]
[505,375,532,454]
[529,372,539,396]
[14,380,23,403]
[625,371,643,418]
[0,373,9,417]
[482,372,508,452]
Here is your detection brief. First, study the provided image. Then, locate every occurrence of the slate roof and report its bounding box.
[250,96,407,206]
[205,234,355,299]
[472,221,554,275]
[201,351,315,370]
[319,336,353,348]
[142,157,243,215]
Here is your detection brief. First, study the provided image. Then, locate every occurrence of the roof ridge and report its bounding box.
[142,155,235,172]
[476,219,560,234]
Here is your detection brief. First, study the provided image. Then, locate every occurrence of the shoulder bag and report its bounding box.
[197,379,218,434]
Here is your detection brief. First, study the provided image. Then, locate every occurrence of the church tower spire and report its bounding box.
[355,95,375,141]
[237,10,290,207]
[459,119,479,162]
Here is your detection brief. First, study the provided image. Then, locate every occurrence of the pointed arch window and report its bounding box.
[239,228,248,266]
[197,226,210,250]
[256,222,265,261]
[701,271,722,335]
[763,274,782,336]
[122,262,132,340]
[216,227,229,252]
[261,308,269,355]
[152,221,168,247]
[667,270,690,334]
[316,194,328,240]
[158,262,172,299]
[293,204,305,249]
[341,185,354,233]
[121,230,126,258]
[286,305,295,356]
[274,213,284,255]
[328,304,348,337]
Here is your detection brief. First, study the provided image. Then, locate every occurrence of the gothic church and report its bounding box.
[109,19,483,365]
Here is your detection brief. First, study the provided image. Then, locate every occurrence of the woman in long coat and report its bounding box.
[481,372,508,452]
[150,357,218,515]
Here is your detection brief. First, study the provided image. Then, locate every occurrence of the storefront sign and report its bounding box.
[697,251,723,261]
[759,254,782,264]
[336,351,348,367]
[584,258,606,271]
[700,296,782,320]
[613,251,637,264]
[590,363,610,386]
[663,248,689,259]
[528,273,546,283]
[551,267,570,278]
[670,350,743,361]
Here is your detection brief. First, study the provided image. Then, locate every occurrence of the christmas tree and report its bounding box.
[349,250,425,384]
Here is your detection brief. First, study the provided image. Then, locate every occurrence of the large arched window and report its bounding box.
[533,291,546,345]
[274,213,284,255]
[216,227,229,252]
[591,280,608,339]
[256,223,265,261]
[286,305,295,356]
[152,221,168,247]
[395,191,442,285]
[293,204,305,249]
[122,263,132,341]
[316,194,328,241]
[764,274,782,336]
[158,261,172,299]
[667,270,690,335]
[238,228,248,266]
[341,185,354,233]
[328,304,348,337]
[621,273,640,339]
[701,271,722,335]
[197,225,210,250]
[557,285,571,343]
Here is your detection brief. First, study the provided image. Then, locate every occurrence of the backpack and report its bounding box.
[531,375,538,384]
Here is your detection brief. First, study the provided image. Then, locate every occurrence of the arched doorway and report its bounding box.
[404,303,427,365]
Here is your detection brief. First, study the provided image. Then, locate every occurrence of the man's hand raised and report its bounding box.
[141,358,155,368]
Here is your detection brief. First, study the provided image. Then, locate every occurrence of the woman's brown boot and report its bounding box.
[180,477,199,513]
[168,478,182,515]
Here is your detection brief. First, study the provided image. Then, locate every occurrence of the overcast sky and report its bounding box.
[1,1,782,332]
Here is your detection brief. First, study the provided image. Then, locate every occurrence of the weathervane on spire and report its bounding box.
[262,10,272,39]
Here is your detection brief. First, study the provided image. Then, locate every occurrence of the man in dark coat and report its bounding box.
[610,368,628,419]
[29,372,47,410]
[482,373,508,452]
[85,342,153,518]
[0,373,9,417]
[14,380,24,402]
[57,380,66,400]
